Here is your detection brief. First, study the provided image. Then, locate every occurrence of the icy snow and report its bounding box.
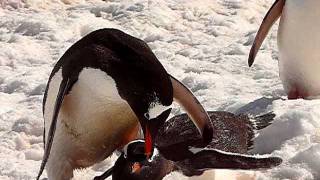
[0,0,319,179]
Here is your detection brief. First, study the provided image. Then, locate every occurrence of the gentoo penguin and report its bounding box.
[248,0,320,99]
[36,28,213,180]
[94,111,282,180]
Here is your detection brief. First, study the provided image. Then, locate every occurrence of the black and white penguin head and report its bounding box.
[94,140,167,180]
[123,140,146,159]
[106,56,173,157]
[121,140,166,180]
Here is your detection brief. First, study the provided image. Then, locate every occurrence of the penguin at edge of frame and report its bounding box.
[248,0,320,99]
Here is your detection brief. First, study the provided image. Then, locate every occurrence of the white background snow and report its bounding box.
[1,0,320,179]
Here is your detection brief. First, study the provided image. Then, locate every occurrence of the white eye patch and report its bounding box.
[147,102,171,120]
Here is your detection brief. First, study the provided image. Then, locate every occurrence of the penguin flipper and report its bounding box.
[37,78,71,180]
[248,0,285,67]
[185,148,282,171]
[169,74,213,145]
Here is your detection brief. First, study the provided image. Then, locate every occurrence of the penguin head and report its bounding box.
[104,140,168,180]
[135,105,172,158]
[93,140,160,180]
[111,65,173,158]
[123,140,147,160]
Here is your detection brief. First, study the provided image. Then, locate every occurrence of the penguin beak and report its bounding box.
[131,162,142,174]
[142,108,172,159]
[144,124,153,158]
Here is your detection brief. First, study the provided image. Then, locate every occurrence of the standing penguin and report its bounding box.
[94,112,282,180]
[248,0,320,99]
[36,28,213,180]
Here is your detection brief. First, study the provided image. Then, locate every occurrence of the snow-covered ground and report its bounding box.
[1,0,320,179]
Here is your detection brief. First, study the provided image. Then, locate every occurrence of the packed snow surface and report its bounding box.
[1,0,320,179]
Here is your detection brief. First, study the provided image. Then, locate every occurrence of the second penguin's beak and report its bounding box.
[131,162,142,173]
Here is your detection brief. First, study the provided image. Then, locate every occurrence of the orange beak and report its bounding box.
[131,162,141,173]
[144,125,153,158]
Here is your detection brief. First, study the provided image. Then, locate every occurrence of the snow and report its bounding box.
[0,0,319,179]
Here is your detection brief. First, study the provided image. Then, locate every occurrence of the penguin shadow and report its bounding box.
[94,111,282,180]
[234,96,282,116]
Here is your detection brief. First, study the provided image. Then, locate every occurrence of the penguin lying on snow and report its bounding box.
[94,111,282,180]
[36,28,214,180]
[248,0,320,99]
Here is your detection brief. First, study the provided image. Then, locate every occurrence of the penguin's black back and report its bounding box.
[43,28,173,114]
[156,111,254,154]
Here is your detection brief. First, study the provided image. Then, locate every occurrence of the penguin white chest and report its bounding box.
[277,0,320,98]
[44,68,139,168]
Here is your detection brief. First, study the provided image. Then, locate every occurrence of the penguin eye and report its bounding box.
[144,113,150,119]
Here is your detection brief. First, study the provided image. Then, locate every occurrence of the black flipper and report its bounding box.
[94,166,114,180]
[36,78,71,180]
[248,0,285,67]
[183,148,282,171]
[169,75,213,146]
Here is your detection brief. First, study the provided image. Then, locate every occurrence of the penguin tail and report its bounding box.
[251,112,276,130]
[243,112,276,151]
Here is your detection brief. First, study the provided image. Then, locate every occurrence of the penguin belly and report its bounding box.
[278,0,320,99]
[44,68,139,179]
